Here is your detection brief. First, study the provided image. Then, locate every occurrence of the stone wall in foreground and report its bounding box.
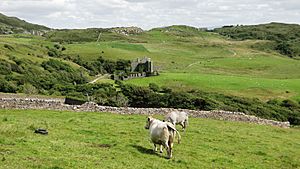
[0,98,290,128]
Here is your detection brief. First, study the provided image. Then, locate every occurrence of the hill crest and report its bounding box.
[0,13,50,35]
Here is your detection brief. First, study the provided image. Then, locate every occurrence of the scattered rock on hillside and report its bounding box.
[110,26,143,36]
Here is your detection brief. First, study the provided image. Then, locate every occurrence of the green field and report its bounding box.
[125,73,300,101]
[0,109,300,168]
[60,27,300,101]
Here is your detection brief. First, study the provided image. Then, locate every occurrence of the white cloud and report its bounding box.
[0,0,299,29]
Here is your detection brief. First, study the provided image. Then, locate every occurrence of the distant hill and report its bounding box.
[0,13,50,35]
[150,25,207,36]
[45,27,144,43]
[214,22,300,58]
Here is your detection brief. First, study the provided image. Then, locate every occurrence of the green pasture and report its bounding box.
[0,109,299,169]
[62,32,300,101]
[61,32,300,79]
[126,73,300,101]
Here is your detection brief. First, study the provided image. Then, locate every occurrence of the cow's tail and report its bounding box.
[166,122,181,144]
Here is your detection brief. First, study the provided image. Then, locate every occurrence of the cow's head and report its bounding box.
[144,116,153,129]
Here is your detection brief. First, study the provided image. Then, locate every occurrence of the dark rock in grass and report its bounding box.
[90,143,117,149]
[34,128,48,135]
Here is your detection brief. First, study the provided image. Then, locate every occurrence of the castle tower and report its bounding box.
[147,58,153,73]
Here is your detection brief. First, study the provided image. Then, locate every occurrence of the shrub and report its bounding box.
[22,83,38,94]
[0,78,17,93]
[149,83,160,92]
[0,59,12,75]
[4,44,14,51]
[47,48,60,57]
[54,44,60,49]
[161,86,172,93]
[275,41,295,57]
[281,99,299,109]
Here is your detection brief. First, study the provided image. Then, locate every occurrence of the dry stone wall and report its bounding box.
[0,97,290,128]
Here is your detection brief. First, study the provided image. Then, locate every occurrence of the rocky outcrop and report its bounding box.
[0,98,290,128]
[110,27,143,36]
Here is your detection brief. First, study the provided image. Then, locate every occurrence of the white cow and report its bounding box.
[165,111,189,131]
[144,116,181,159]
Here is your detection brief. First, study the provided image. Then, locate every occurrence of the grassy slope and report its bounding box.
[126,73,300,101]
[0,13,49,34]
[0,34,84,74]
[214,22,300,58]
[61,26,300,101]
[1,24,300,101]
[0,109,300,169]
[0,35,50,62]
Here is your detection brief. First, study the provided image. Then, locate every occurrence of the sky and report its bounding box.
[0,0,300,30]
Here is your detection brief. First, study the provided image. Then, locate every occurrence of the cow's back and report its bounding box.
[149,121,169,144]
[176,111,188,123]
[165,111,187,124]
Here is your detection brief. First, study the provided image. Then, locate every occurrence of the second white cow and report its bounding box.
[165,111,189,131]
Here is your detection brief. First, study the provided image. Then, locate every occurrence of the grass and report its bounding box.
[61,30,300,79]
[60,30,300,101]
[0,109,300,169]
[125,73,300,101]
[0,35,48,62]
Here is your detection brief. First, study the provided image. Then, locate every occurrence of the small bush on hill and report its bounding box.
[0,59,12,75]
[149,83,160,92]
[4,44,14,51]
[47,48,61,57]
[0,77,17,93]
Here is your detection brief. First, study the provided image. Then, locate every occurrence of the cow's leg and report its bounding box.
[179,122,185,132]
[153,144,157,152]
[168,132,174,159]
[159,145,163,153]
[162,141,170,158]
[168,141,173,159]
[184,119,188,131]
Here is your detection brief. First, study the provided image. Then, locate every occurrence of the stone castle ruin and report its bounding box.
[113,57,158,80]
[131,57,154,73]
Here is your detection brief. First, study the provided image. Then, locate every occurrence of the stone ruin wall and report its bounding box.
[0,97,290,128]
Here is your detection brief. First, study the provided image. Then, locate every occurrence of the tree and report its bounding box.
[275,41,294,57]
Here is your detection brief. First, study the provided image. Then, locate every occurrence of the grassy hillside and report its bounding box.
[214,22,300,58]
[0,34,89,95]
[58,25,300,101]
[126,73,300,101]
[0,13,49,34]
[0,109,299,169]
